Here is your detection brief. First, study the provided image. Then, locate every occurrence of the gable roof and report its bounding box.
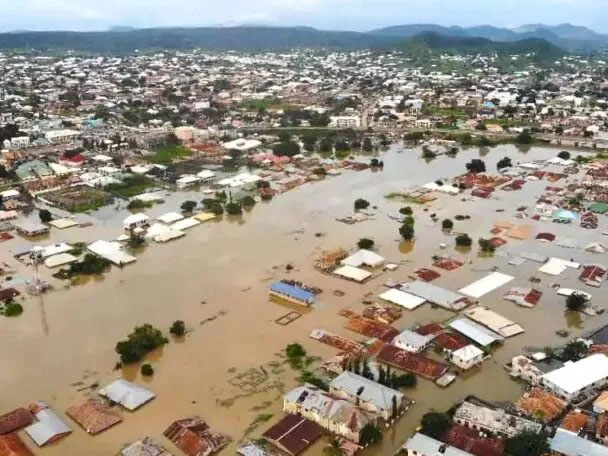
[98,379,155,411]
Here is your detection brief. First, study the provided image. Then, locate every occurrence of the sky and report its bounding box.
[0,0,606,33]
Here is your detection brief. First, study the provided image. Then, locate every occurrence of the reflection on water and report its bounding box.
[565,310,584,329]
[398,241,415,254]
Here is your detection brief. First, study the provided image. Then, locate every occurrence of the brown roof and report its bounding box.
[66,399,122,435]
[0,289,19,302]
[164,417,230,456]
[516,388,566,422]
[0,409,33,435]
[434,332,469,352]
[0,433,34,456]
[262,414,323,456]
[415,323,444,336]
[597,414,608,437]
[377,344,448,380]
[560,410,589,433]
[444,425,504,456]
[344,316,399,342]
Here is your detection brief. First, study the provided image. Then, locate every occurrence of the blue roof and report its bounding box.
[270,282,315,303]
[551,429,608,456]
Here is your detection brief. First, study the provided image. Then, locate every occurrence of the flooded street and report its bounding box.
[1,143,607,455]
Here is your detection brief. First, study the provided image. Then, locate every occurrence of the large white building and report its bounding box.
[541,354,608,402]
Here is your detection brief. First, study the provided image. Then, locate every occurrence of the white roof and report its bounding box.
[92,154,113,162]
[539,257,581,275]
[171,217,200,231]
[333,265,372,282]
[379,288,425,310]
[25,402,71,446]
[422,182,460,194]
[48,218,78,229]
[176,174,200,184]
[196,169,216,179]
[459,272,514,298]
[88,240,136,266]
[33,242,73,258]
[154,229,185,243]
[0,189,19,198]
[452,344,484,362]
[330,371,403,412]
[542,354,608,395]
[449,318,503,347]
[392,330,434,350]
[464,306,524,338]
[132,191,164,203]
[551,429,608,456]
[157,212,184,224]
[44,253,78,268]
[123,213,150,226]
[98,379,155,411]
[223,138,262,151]
[403,433,473,456]
[341,249,385,268]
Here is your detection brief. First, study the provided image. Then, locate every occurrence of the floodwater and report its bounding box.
[1,143,607,455]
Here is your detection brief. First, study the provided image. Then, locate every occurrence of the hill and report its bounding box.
[398,32,566,61]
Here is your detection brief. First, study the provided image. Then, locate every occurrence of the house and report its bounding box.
[509,356,546,385]
[0,408,33,434]
[15,222,49,237]
[269,282,315,306]
[120,437,171,456]
[541,354,608,402]
[44,129,80,144]
[453,399,541,438]
[400,282,473,311]
[550,429,608,456]
[123,213,151,231]
[329,371,405,420]
[596,414,608,444]
[66,399,122,435]
[341,249,385,268]
[262,414,323,456]
[0,433,34,456]
[164,417,231,456]
[329,116,360,128]
[449,318,503,347]
[594,391,608,414]
[392,330,434,353]
[88,241,136,266]
[24,401,71,447]
[449,345,484,370]
[98,379,155,411]
[283,385,372,443]
[400,432,474,456]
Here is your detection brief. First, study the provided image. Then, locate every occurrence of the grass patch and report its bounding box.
[146,145,193,165]
[106,175,155,198]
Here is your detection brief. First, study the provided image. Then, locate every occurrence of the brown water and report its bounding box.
[1,144,606,455]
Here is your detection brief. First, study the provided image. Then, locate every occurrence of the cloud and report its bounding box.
[0,0,604,32]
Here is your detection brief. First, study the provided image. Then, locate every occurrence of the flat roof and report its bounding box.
[459,272,514,298]
[270,282,315,303]
[449,318,504,347]
[379,288,425,310]
[542,354,608,395]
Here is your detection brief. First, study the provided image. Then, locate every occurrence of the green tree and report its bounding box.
[324,436,345,456]
[225,202,243,215]
[420,412,451,439]
[478,238,496,253]
[273,141,300,157]
[170,320,186,336]
[399,223,415,241]
[240,195,256,207]
[359,423,383,446]
[399,206,413,216]
[566,292,588,311]
[561,341,588,362]
[442,219,454,230]
[354,198,370,210]
[455,233,473,247]
[39,209,52,223]
[285,343,306,359]
[517,131,534,144]
[505,431,550,456]
[115,324,168,364]
[181,200,197,213]
[357,238,375,249]
[141,363,154,376]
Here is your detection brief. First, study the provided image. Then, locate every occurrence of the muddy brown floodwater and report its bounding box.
[1,144,606,456]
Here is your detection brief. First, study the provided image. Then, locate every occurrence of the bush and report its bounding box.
[442,219,454,230]
[202,199,224,215]
[505,431,550,456]
[455,233,473,247]
[357,238,375,249]
[354,198,370,210]
[170,320,186,336]
[561,340,588,362]
[497,156,512,170]
[359,423,383,446]
[141,364,154,376]
[399,206,413,216]
[2,300,23,317]
[225,201,243,215]
[180,200,197,213]
[39,209,52,223]
[466,159,486,173]
[285,343,306,359]
[273,141,300,157]
[558,151,571,160]
[399,223,415,241]
[566,292,588,311]
[240,195,256,207]
[69,254,112,275]
[115,324,168,364]
[421,412,451,439]
[127,199,153,210]
[479,238,496,253]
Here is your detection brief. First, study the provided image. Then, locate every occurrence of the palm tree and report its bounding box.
[324,436,345,456]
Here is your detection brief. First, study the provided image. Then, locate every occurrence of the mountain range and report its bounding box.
[0,22,602,54]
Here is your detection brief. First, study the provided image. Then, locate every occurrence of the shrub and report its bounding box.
[170,320,186,336]
[285,343,306,359]
[558,151,571,160]
[360,423,383,446]
[497,156,512,170]
[241,195,256,207]
[141,364,154,376]
[479,238,496,253]
[421,412,451,439]
[566,292,588,311]
[442,219,454,230]
[399,223,415,241]
[115,324,168,364]
[181,200,197,213]
[455,233,473,247]
[2,301,23,317]
[465,159,486,173]
[225,201,243,215]
[399,206,413,216]
[357,238,375,249]
[39,209,52,223]
[354,198,370,210]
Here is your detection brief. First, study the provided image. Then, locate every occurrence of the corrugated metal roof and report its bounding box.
[98,379,155,411]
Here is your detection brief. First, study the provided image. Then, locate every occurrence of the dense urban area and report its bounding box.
[4,26,608,456]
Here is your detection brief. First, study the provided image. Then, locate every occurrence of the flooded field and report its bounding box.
[1,143,607,455]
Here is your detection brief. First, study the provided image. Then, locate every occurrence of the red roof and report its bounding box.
[444,425,504,456]
[377,345,448,380]
[0,433,34,456]
[0,409,33,435]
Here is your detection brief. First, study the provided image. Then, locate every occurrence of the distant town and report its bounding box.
[3,41,608,456]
